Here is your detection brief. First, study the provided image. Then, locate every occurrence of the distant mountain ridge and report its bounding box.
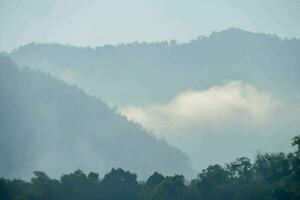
[0,55,192,179]
[5,28,300,173]
[10,28,300,105]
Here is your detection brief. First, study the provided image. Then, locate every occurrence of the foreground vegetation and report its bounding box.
[1,136,300,200]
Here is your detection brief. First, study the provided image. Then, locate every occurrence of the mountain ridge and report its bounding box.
[0,55,193,179]
[9,28,300,106]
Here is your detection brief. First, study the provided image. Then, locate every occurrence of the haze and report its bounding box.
[1,0,300,51]
[0,0,300,181]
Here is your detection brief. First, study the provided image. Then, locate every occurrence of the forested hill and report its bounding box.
[1,136,300,200]
[10,28,300,105]
[0,55,192,179]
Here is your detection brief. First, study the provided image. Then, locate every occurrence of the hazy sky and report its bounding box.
[1,0,300,51]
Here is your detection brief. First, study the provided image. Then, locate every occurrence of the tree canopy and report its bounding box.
[1,135,300,200]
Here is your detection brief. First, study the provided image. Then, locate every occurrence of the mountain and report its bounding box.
[10,28,300,106]
[0,55,192,179]
[6,28,300,171]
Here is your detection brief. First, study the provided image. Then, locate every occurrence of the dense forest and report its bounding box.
[1,135,300,200]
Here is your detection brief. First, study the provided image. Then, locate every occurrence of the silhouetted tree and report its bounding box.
[0,179,11,200]
[1,135,300,200]
[148,175,187,200]
[100,168,140,200]
[146,172,164,187]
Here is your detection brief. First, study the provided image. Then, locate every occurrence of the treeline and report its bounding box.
[1,136,300,200]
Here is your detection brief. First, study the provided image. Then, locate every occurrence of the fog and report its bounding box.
[0,0,300,181]
[0,55,192,179]
[1,0,300,51]
[4,28,299,176]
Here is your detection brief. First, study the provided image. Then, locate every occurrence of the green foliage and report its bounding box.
[1,135,300,200]
[100,168,140,200]
[0,179,11,200]
[147,175,187,200]
[146,172,164,187]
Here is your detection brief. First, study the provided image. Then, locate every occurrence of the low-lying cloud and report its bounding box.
[121,81,279,136]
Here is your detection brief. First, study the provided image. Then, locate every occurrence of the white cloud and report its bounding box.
[121,81,279,136]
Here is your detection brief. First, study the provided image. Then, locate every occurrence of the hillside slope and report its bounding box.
[0,55,192,179]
